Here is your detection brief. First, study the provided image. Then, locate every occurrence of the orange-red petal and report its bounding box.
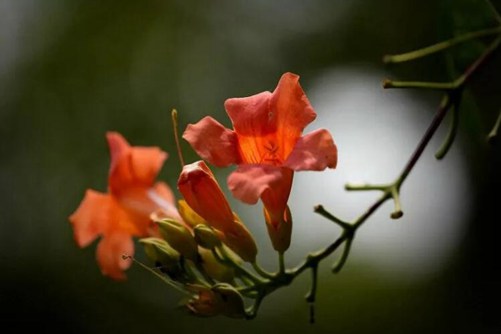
[183,117,240,167]
[129,147,168,186]
[69,190,112,248]
[96,232,134,280]
[178,161,234,231]
[227,165,292,212]
[270,72,317,159]
[114,187,160,235]
[224,73,316,164]
[106,132,167,194]
[224,92,274,164]
[284,129,338,171]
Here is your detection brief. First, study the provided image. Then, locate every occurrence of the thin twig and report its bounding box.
[488,109,501,143]
[383,26,501,63]
[435,98,461,159]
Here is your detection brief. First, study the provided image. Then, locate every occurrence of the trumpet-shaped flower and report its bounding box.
[69,132,178,280]
[178,160,257,262]
[183,72,337,252]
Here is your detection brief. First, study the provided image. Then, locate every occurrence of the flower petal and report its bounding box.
[270,72,317,158]
[107,131,130,177]
[284,129,338,171]
[107,131,167,193]
[183,117,240,167]
[227,164,292,208]
[96,232,134,280]
[224,73,317,164]
[69,190,112,248]
[225,92,276,164]
[225,91,273,136]
[130,147,167,186]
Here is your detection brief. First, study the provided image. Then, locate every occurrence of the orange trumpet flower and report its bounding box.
[69,132,178,280]
[183,72,337,252]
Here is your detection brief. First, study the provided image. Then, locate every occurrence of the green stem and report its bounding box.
[397,95,452,185]
[383,26,501,63]
[278,252,285,275]
[332,237,354,273]
[389,185,403,219]
[453,36,501,87]
[305,264,319,303]
[314,205,352,229]
[352,193,389,229]
[292,232,348,276]
[345,183,388,191]
[488,109,501,143]
[305,264,318,324]
[384,35,501,92]
[245,290,266,320]
[435,99,461,159]
[215,247,267,285]
[383,79,457,90]
[251,262,275,279]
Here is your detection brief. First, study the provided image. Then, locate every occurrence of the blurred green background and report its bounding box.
[1,0,500,332]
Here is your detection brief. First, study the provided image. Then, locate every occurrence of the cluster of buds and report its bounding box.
[141,161,257,317]
[69,72,337,318]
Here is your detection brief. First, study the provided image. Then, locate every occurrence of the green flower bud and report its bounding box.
[157,219,198,261]
[194,224,222,249]
[139,237,180,269]
[140,237,195,283]
[199,248,234,283]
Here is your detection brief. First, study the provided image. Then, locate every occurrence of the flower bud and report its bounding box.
[264,205,292,253]
[139,237,180,269]
[186,283,246,318]
[199,248,234,283]
[140,237,193,283]
[194,224,222,249]
[156,218,198,261]
[178,161,257,262]
[186,285,221,317]
[212,283,246,318]
[222,218,258,263]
